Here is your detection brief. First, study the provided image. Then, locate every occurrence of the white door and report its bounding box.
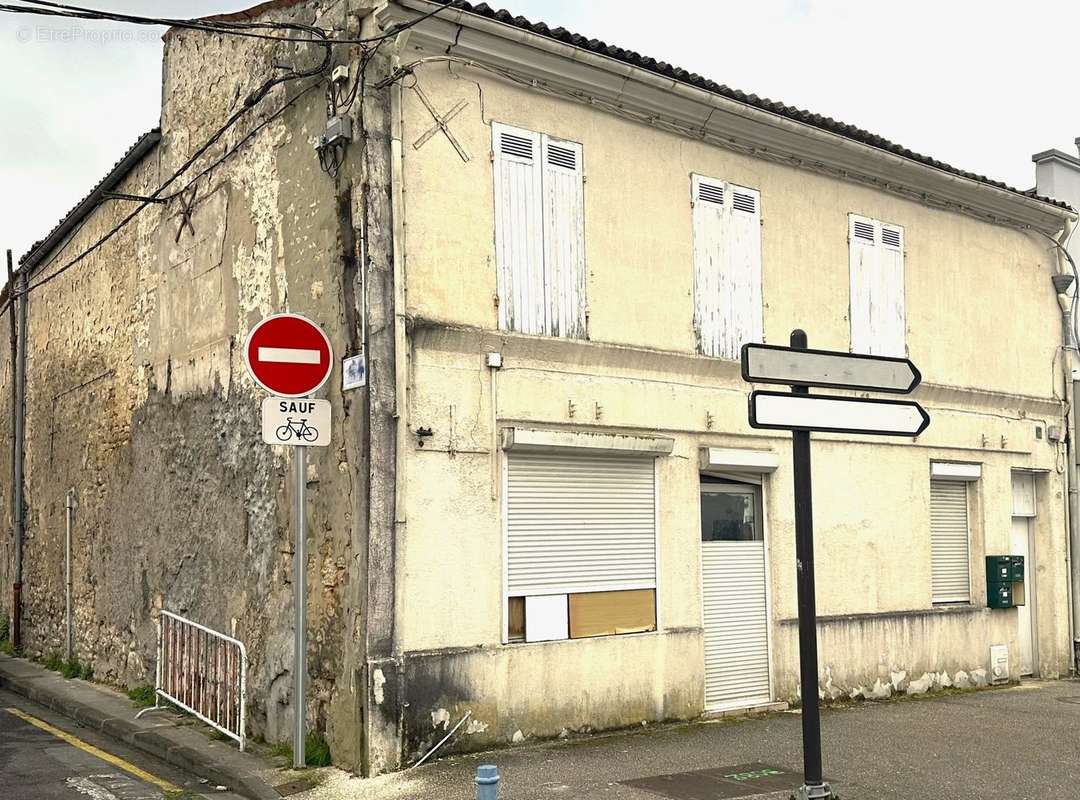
[1010,516,1036,676]
[700,482,771,710]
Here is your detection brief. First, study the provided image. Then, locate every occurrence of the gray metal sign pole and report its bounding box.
[789,330,832,800]
[294,444,307,769]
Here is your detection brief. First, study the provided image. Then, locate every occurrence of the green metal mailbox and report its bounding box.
[985,555,1025,608]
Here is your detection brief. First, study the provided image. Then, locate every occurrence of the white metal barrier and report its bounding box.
[136,610,247,751]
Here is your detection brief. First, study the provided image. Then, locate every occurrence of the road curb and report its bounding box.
[0,656,280,800]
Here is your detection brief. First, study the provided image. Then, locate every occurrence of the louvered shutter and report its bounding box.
[849,214,906,357]
[493,123,545,335]
[506,452,657,596]
[541,136,587,338]
[930,479,971,603]
[876,223,906,356]
[728,185,764,355]
[702,539,771,709]
[692,174,763,358]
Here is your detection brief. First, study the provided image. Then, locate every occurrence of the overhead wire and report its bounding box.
[3,0,458,45]
[6,0,460,296]
[19,18,335,294]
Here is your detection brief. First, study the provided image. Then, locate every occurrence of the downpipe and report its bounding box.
[65,489,75,662]
[1051,216,1080,671]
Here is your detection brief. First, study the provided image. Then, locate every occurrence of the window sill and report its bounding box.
[501,626,700,649]
[777,604,982,625]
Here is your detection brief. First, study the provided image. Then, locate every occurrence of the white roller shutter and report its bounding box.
[507,452,657,596]
[702,540,771,709]
[930,479,971,603]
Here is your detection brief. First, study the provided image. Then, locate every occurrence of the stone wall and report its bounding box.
[1,0,382,768]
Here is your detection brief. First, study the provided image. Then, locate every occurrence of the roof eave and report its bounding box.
[20,129,161,272]
[384,0,1075,232]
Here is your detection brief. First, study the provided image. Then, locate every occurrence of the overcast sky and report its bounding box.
[2,0,1079,263]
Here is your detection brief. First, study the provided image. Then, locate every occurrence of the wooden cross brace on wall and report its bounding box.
[411,83,470,163]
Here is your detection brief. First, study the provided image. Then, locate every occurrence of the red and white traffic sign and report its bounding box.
[243,313,333,398]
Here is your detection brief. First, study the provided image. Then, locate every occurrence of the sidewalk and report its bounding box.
[292,679,1080,800]
[5,652,1077,800]
[0,653,283,800]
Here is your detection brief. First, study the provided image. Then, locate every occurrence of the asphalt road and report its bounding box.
[0,687,240,800]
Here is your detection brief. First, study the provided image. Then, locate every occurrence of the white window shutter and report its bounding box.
[493,123,545,335]
[849,214,905,357]
[541,135,587,338]
[693,175,762,358]
[848,213,877,355]
[726,184,763,355]
[877,223,906,357]
[930,479,971,603]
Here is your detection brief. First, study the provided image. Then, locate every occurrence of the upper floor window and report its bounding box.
[691,174,763,359]
[492,122,586,338]
[848,214,906,357]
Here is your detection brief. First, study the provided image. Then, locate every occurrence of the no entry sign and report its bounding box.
[243,313,333,397]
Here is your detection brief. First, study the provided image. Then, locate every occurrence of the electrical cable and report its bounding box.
[1,1,325,41]
[20,42,332,294]
[3,0,458,45]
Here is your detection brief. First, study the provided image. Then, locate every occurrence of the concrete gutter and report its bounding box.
[0,654,280,800]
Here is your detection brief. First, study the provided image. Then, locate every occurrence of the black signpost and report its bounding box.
[741,331,929,800]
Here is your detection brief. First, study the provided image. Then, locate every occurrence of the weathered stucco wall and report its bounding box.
[1,0,379,769]
[391,53,1073,756]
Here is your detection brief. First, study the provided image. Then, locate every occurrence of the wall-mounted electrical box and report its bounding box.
[986,555,1025,608]
[989,644,1010,684]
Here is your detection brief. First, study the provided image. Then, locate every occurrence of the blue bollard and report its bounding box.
[475,764,499,800]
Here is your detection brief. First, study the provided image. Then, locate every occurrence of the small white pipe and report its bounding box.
[411,710,472,769]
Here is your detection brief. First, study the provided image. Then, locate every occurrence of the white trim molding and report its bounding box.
[930,461,982,481]
[501,427,675,456]
[700,447,780,474]
[380,0,1075,233]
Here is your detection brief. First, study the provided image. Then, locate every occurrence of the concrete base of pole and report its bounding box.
[795,781,834,799]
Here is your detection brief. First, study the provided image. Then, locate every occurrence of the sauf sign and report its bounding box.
[243,312,333,770]
[244,313,333,446]
[740,332,928,800]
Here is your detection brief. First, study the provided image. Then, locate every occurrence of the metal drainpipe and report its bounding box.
[65,489,75,663]
[1052,217,1080,671]
[388,33,409,626]
[1060,301,1080,668]
[6,251,25,651]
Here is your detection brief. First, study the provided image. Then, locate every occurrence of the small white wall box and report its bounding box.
[486,352,503,368]
[990,644,1009,684]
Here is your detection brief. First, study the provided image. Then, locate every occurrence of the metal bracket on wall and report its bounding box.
[174,186,198,243]
[411,83,470,162]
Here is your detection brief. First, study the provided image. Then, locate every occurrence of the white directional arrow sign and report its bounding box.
[749,391,930,436]
[741,343,921,393]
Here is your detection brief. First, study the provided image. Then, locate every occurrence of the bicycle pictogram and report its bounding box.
[275,417,319,443]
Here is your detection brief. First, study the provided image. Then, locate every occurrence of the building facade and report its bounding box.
[2,0,1078,777]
